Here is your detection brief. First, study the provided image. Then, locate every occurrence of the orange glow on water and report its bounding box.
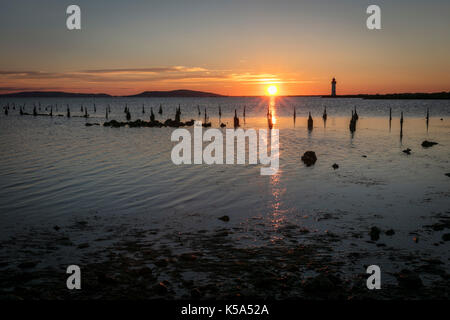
[269,96,277,124]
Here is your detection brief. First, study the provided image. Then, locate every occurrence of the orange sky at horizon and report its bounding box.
[1,1,449,96]
[1,65,449,96]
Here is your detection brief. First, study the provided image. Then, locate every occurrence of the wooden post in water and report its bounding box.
[400,111,404,139]
[349,110,356,133]
[175,105,181,123]
[268,110,273,129]
[389,107,392,131]
[426,107,429,131]
[234,109,240,128]
[150,107,155,122]
[307,112,313,131]
[293,106,296,124]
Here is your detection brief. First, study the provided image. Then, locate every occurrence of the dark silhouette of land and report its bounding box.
[1,90,449,99]
[127,90,223,98]
[0,89,224,98]
[322,92,450,100]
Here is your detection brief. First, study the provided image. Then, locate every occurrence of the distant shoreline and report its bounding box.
[320,92,450,100]
[0,90,449,99]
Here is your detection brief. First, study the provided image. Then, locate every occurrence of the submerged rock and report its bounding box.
[190,288,202,298]
[385,229,395,236]
[332,163,339,170]
[153,282,169,295]
[421,140,438,148]
[179,253,197,261]
[301,151,317,167]
[18,261,39,269]
[218,215,230,222]
[369,226,381,241]
[395,269,423,289]
[302,273,342,293]
[402,148,411,155]
[97,273,118,285]
[442,233,450,241]
[445,173,450,177]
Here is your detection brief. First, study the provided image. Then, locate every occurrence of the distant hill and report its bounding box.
[0,89,224,98]
[127,89,224,98]
[322,92,450,100]
[0,91,112,98]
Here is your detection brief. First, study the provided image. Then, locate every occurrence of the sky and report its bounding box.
[0,0,449,96]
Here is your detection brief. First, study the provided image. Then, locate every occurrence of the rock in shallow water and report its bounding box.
[218,215,230,222]
[395,269,423,289]
[421,140,438,148]
[18,261,39,269]
[77,243,90,249]
[302,273,342,293]
[301,151,317,167]
[369,227,381,241]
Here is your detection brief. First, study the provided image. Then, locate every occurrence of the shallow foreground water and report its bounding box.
[0,96,449,299]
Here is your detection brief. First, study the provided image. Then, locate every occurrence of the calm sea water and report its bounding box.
[0,97,449,274]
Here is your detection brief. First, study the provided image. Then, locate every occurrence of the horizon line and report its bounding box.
[1,89,449,98]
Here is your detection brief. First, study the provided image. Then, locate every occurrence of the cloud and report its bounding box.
[79,67,178,74]
[0,66,314,94]
[0,86,48,92]
[0,67,225,82]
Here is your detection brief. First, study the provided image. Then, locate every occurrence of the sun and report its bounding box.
[267,85,278,96]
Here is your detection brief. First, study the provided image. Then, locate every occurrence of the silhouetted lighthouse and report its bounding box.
[331,78,337,97]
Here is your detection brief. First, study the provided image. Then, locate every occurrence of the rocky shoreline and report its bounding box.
[1,210,448,300]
